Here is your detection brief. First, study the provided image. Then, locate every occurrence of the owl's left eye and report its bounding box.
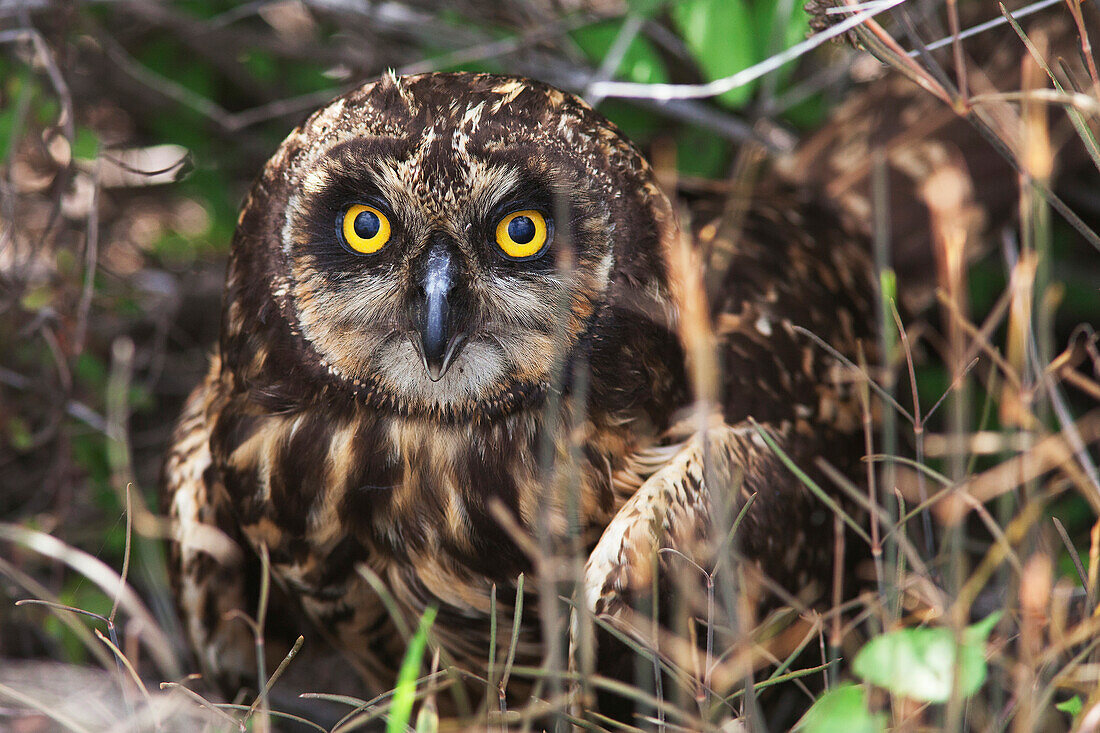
[340,204,391,254]
[495,210,550,260]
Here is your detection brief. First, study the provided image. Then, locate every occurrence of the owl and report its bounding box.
[162,71,873,717]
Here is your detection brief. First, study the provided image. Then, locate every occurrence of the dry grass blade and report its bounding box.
[252,543,271,733]
[1052,517,1090,593]
[864,455,952,487]
[499,573,526,694]
[92,626,156,726]
[792,325,914,423]
[969,88,1100,116]
[0,523,179,677]
[215,703,328,733]
[246,634,305,721]
[508,666,708,729]
[813,458,940,593]
[910,0,1062,54]
[329,679,453,732]
[585,710,644,732]
[160,681,245,731]
[110,482,134,625]
[935,409,1100,523]
[999,1,1100,172]
[302,670,450,732]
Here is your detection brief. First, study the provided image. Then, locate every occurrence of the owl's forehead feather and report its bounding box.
[268,73,636,199]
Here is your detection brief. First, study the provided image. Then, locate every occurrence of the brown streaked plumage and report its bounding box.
[162,71,873,711]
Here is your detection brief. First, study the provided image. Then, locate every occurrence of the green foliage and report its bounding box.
[799,614,1001,728]
[572,20,669,85]
[387,606,438,733]
[782,91,828,128]
[753,0,812,56]
[669,0,810,108]
[671,0,758,107]
[0,104,19,163]
[43,582,113,664]
[18,284,54,313]
[593,100,667,143]
[796,684,885,733]
[1,67,53,162]
[72,126,100,161]
[1056,696,1083,716]
[852,612,1001,703]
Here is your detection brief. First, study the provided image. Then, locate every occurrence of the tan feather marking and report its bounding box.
[413,555,493,613]
[443,480,471,551]
[490,79,526,103]
[226,416,292,508]
[312,419,358,548]
[242,516,290,549]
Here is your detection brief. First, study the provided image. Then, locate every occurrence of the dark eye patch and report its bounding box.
[478,167,602,271]
[289,139,415,271]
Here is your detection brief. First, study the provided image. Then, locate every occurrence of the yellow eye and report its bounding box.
[340,204,391,254]
[495,210,549,259]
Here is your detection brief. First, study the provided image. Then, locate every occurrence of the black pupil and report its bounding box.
[353,209,380,239]
[507,215,536,245]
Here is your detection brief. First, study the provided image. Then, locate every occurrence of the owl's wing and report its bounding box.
[572,416,839,694]
[163,363,400,717]
[162,366,262,694]
[584,420,739,619]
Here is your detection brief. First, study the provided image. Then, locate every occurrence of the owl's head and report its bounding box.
[222,73,679,420]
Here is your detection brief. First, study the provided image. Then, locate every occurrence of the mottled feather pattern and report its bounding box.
[161,72,874,706]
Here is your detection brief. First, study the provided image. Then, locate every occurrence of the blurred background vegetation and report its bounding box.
[1,0,1098,730]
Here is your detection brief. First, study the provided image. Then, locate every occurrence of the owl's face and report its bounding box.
[227,73,675,418]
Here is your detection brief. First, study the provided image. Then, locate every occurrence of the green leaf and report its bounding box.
[853,613,1001,703]
[964,610,1002,646]
[670,0,757,107]
[571,20,668,85]
[1056,696,1083,716]
[72,126,99,161]
[387,606,437,733]
[796,684,885,733]
[0,105,18,164]
[752,0,811,65]
[20,285,54,312]
[242,49,278,84]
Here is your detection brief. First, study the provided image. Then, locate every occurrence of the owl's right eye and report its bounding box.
[339,204,391,254]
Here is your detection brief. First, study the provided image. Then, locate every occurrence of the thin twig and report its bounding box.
[586,0,910,100]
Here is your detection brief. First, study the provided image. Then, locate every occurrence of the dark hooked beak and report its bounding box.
[412,239,467,381]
